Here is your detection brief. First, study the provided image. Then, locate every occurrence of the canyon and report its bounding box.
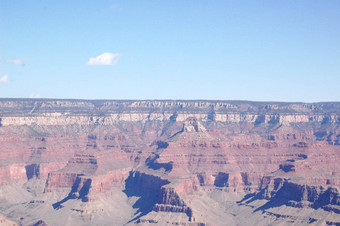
[0,99,339,225]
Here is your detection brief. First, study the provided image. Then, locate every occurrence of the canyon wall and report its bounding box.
[0,99,339,225]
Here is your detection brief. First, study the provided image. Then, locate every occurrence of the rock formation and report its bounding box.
[0,99,339,225]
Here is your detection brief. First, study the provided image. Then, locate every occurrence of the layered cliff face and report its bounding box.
[0,99,339,225]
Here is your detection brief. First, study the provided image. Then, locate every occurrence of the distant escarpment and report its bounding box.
[0,99,339,225]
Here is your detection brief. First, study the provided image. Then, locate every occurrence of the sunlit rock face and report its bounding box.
[0,99,339,225]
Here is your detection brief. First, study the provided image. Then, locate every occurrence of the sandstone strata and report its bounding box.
[0,99,339,225]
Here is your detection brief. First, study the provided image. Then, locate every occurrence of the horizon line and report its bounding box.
[0,97,339,104]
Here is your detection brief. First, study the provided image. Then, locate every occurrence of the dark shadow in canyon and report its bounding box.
[123,171,170,223]
[52,175,91,209]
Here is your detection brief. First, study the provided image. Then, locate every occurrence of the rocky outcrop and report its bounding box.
[123,171,194,221]
[153,204,193,219]
[154,187,193,220]
[44,172,78,192]
[257,177,340,210]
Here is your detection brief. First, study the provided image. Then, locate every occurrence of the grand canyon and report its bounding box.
[0,99,339,225]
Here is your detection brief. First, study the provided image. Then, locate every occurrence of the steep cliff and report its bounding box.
[0,99,339,225]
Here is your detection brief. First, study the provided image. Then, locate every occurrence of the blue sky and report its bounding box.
[0,1,339,102]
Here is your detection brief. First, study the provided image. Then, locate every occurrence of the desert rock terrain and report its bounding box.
[0,99,339,225]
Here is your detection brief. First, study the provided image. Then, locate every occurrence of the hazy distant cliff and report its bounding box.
[0,99,339,125]
[1,99,340,114]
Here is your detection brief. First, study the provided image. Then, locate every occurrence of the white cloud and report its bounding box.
[29,93,41,98]
[7,59,24,65]
[86,52,121,66]
[0,75,9,83]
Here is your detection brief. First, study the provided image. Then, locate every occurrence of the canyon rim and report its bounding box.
[0,99,339,225]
